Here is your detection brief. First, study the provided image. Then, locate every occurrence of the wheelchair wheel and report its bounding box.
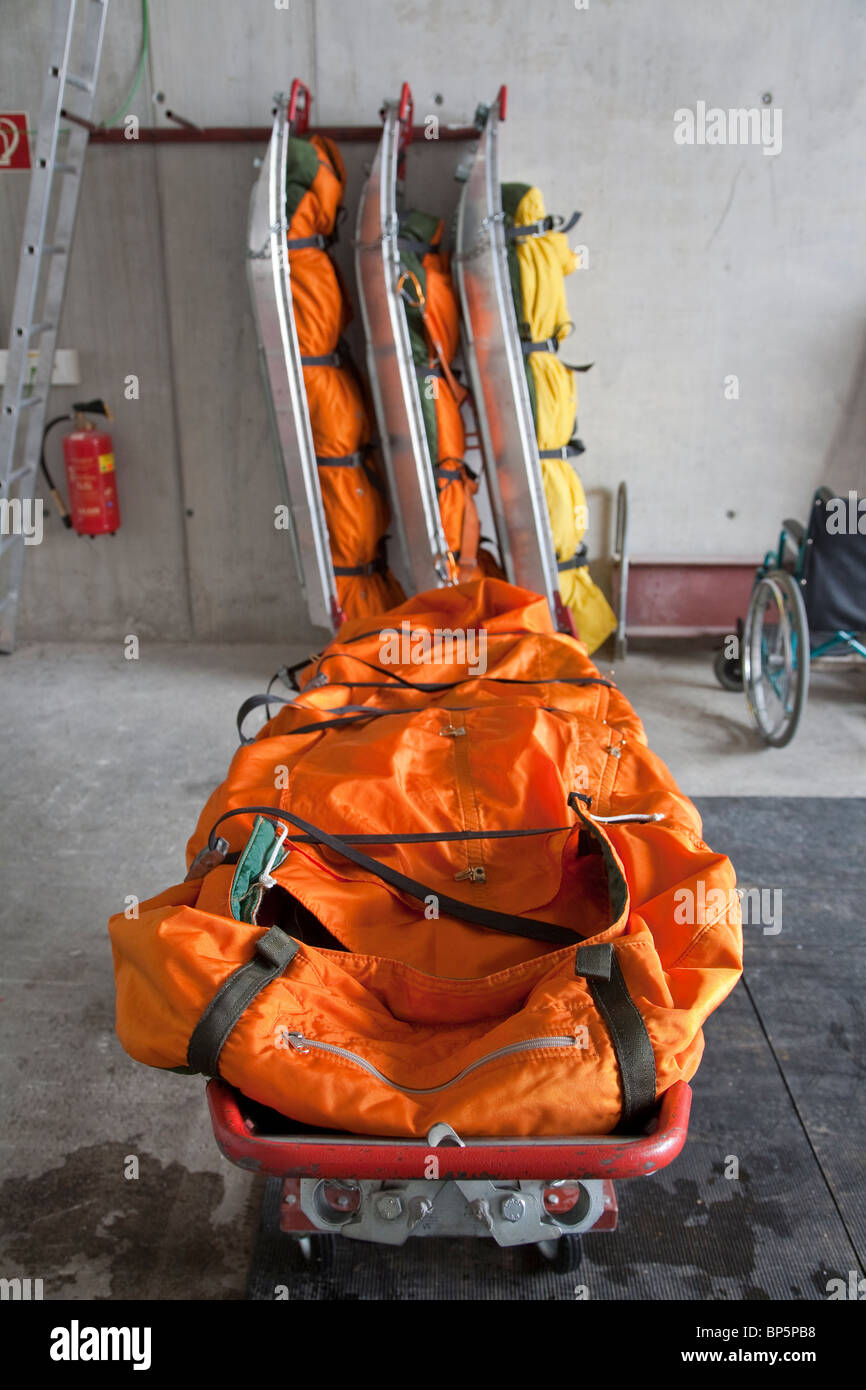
[742,570,810,747]
[713,649,742,691]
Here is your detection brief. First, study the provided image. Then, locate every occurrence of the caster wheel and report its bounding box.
[286,1232,336,1274]
[531,1233,583,1274]
[713,648,742,691]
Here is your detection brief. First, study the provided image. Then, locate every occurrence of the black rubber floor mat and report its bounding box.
[245,798,866,1300]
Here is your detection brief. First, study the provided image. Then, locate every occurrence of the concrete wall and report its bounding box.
[2,0,865,641]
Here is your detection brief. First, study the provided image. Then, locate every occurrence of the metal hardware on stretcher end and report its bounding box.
[297,1172,607,1248]
[453,90,570,634]
[246,88,341,633]
[354,95,452,595]
[0,0,109,652]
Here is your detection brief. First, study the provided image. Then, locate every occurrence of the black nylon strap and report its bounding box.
[286,232,331,250]
[316,452,363,468]
[540,441,585,460]
[237,694,610,745]
[187,927,299,1077]
[206,805,572,850]
[558,545,588,574]
[333,559,383,577]
[398,234,442,256]
[507,210,581,241]
[301,351,341,368]
[271,805,578,946]
[521,335,560,356]
[307,652,614,693]
[575,942,656,1132]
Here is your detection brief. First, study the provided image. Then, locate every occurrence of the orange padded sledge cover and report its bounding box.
[288,134,403,618]
[110,580,741,1138]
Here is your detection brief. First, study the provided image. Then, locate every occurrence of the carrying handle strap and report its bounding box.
[267,805,579,946]
[575,942,657,1133]
[187,927,299,1077]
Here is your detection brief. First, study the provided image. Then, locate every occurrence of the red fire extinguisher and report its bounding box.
[41,399,120,537]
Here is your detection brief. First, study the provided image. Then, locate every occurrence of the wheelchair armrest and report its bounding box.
[815,486,835,506]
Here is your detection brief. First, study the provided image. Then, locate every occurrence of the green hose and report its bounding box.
[103,0,150,128]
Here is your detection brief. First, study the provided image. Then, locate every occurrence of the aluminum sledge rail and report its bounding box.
[355,93,452,594]
[455,92,573,634]
[247,87,341,632]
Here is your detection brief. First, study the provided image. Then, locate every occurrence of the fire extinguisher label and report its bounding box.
[98,453,115,473]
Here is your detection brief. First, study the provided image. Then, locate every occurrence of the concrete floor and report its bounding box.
[0,639,863,1299]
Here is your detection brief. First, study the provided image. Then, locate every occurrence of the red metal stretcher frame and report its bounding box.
[208,1077,692,1182]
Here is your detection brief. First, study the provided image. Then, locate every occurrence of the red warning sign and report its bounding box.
[0,114,31,170]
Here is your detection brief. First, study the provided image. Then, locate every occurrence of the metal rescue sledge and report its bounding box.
[454,88,576,636]
[354,85,453,597]
[247,82,342,633]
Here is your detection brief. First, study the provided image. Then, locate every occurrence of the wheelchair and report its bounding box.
[714,487,866,746]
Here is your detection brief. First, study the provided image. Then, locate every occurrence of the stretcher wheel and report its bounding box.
[532,1233,583,1274]
[742,569,810,747]
[713,649,742,691]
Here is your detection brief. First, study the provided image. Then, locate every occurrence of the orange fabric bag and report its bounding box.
[287,134,403,618]
[110,580,742,1139]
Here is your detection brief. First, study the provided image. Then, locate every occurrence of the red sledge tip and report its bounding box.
[288,79,311,134]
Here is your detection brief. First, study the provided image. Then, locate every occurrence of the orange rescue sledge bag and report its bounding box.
[285,133,403,618]
[110,580,742,1138]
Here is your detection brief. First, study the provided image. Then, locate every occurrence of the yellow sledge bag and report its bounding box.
[503,183,615,652]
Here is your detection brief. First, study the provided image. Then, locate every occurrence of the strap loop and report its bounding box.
[186,927,299,1077]
[540,440,585,460]
[558,544,588,574]
[506,209,581,241]
[575,942,657,1133]
[300,351,341,368]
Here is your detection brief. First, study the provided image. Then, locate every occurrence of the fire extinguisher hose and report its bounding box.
[40,415,74,528]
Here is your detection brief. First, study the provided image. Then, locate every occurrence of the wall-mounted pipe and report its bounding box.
[70,120,479,145]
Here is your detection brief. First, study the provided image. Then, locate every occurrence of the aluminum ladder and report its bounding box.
[0,0,109,653]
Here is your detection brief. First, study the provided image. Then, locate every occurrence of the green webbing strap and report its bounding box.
[187,927,299,1077]
[574,942,657,1133]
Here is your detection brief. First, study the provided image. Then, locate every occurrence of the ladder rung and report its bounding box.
[7,465,37,484]
[54,163,79,175]
[18,322,54,341]
[41,244,68,256]
[65,73,94,94]
[4,395,45,413]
